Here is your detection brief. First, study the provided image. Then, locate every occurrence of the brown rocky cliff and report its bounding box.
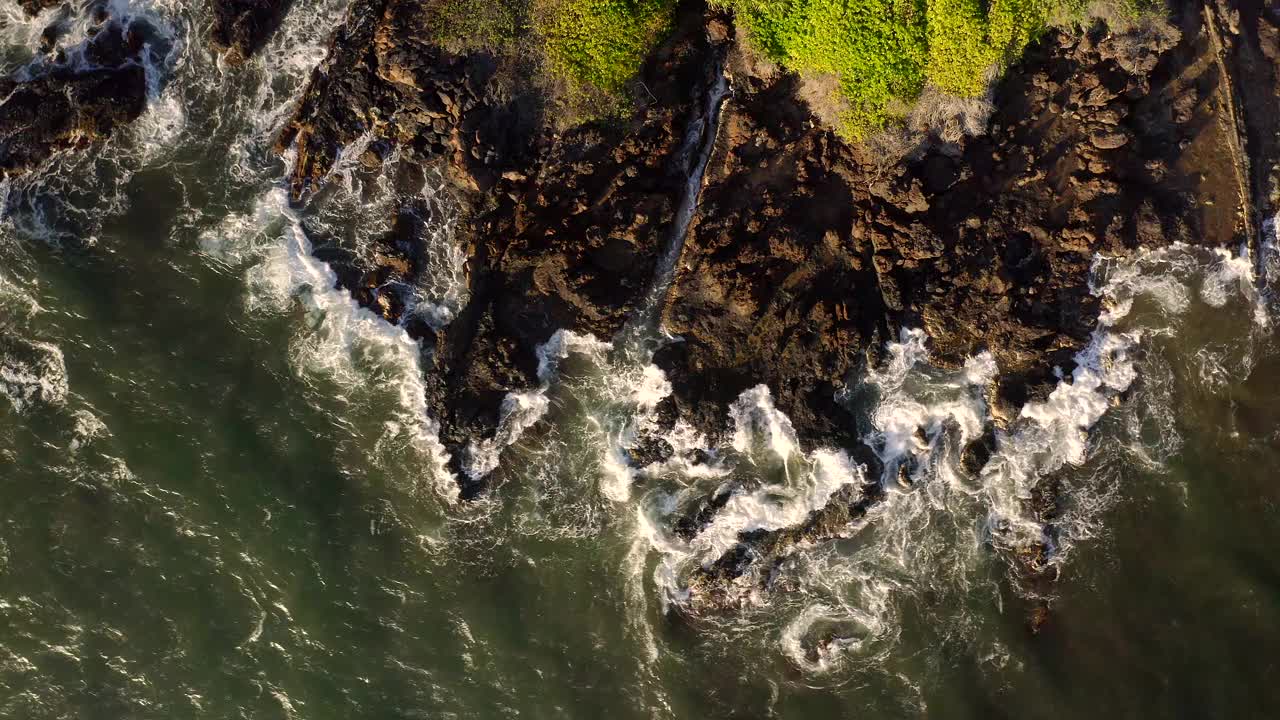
[275,0,732,494]
[271,0,1279,573]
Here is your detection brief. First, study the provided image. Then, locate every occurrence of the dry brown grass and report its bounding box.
[907,78,996,144]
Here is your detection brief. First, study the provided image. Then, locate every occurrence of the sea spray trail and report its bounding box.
[626,61,731,340]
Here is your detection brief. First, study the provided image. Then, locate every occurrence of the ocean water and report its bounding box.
[3,2,1280,717]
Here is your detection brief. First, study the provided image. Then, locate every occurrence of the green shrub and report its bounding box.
[715,0,1063,138]
[536,0,678,95]
[726,0,930,134]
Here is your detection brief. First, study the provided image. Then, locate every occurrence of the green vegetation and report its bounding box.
[420,0,1160,135]
[713,0,1061,138]
[715,0,930,135]
[1049,0,1160,31]
[424,0,529,50]
[421,0,677,112]
[535,0,678,95]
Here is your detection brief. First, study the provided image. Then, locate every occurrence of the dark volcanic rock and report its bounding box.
[280,0,732,496]
[278,0,1280,614]
[658,19,1214,454]
[276,0,542,202]
[655,71,883,453]
[428,6,731,496]
[210,0,294,62]
[1,17,151,180]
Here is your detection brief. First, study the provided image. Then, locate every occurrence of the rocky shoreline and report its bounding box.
[4,0,1279,621]
[270,0,1279,619]
[277,0,1278,474]
[1,3,151,179]
[210,0,294,62]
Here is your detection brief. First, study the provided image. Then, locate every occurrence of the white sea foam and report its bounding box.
[728,385,800,465]
[462,330,613,482]
[779,582,894,675]
[692,445,863,563]
[980,242,1267,562]
[0,3,60,72]
[68,409,109,452]
[610,241,1272,676]
[294,144,471,331]
[463,389,552,480]
[1262,212,1280,284]
[865,329,994,487]
[201,186,458,500]
[0,338,68,413]
[0,269,65,416]
[0,0,183,243]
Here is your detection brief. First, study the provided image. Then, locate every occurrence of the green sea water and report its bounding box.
[3,2,1280,718]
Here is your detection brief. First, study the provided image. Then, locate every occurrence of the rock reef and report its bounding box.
[659,0,1280,614]
[8,0,1276,621]
[1,0,294,181]
[277,0,731,494]
[1,11,152,179]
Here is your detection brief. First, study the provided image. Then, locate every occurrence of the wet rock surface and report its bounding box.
[210,0,294,62]
[1,11,154,179]
[659,10,1226,452]
[17,0,62,15]
[275,0,543,202]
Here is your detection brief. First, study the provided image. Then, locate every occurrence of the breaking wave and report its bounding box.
[199,184,458,501]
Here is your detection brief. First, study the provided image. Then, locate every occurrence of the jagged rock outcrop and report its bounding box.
[1,14,153,179]
[278,0,732,495]
[210,0,295,62]
[275,0,542,201]
[657,12,1220,454]
[1201,0,1280,259]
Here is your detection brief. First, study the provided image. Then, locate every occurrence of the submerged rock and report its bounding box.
[210,0,295,62]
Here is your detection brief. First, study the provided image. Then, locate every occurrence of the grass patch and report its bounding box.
[714,0,1119,139]
[420,0,678,114]
[535,0,678,96]
[719,0,930,134]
